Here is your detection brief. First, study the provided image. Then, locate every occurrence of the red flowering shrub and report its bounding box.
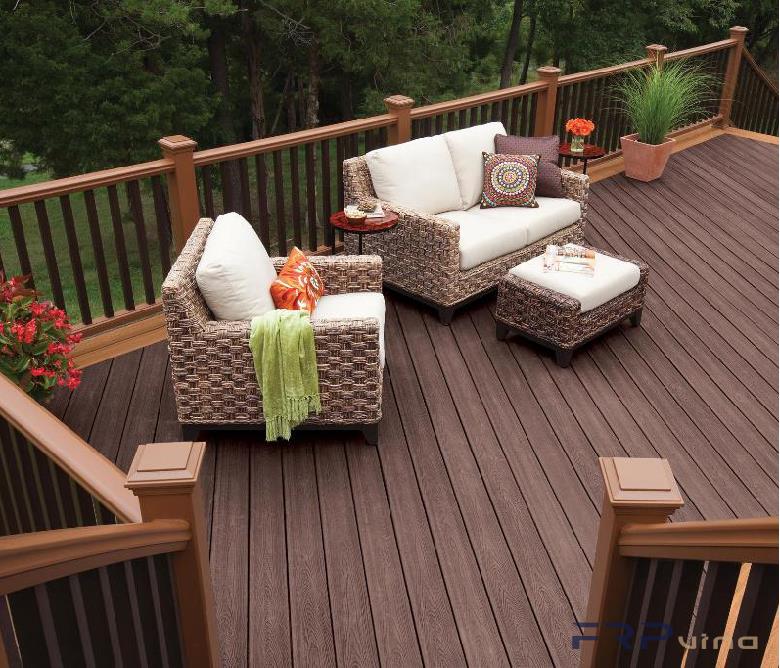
[0,275,82,402]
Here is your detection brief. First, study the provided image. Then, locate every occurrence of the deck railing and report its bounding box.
[579,457,778,667]
[0,26,774,357]
[0,439,219,667]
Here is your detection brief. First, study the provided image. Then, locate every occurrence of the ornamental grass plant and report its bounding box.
[615,60,716,145]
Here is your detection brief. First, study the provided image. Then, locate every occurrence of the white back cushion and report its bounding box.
[195,212,277,321]
[443,122,507,209]
[364,135,462,214]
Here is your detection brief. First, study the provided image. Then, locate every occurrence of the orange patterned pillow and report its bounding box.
[270,247,325,313]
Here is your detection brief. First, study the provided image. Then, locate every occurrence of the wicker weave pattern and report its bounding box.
[343,156,589,308]
[162,218,383,426]
[495,247,649,350]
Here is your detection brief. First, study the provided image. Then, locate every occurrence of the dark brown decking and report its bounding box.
[50,134,778,667]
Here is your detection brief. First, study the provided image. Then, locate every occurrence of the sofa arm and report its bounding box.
[271,254,383,294]
[561,169,590,216]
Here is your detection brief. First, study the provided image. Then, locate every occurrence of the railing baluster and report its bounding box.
[725,564,778,668]
[336,136,345,212]
[320,139,332,251]
[272,150,287,255]
[151,175,172,275]
[7,587,50,664]
[125,180,156,305]
[33,200,65,310]
[200,166,215,219]
[107,185,135,311]
[305,143,318,251]
[238,158,252,223]
[83,190,114,317]
[654,560,705,666]
[289,146,302,248]
[255,154,271,248]
[59,195,92,324]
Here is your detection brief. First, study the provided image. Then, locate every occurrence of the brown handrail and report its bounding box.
[193,114,396,166]
[0,372,142,523]
[619,516,779,564]
[0,158,173,207]
[410,81,547,119]
[0,519,189,594]
[665,38,736,61]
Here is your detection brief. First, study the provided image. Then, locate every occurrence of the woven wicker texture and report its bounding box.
[495,246,649,349]
[162,218,384,426]
[343,156,589,309]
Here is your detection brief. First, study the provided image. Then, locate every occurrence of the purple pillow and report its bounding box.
[494,134,564,198]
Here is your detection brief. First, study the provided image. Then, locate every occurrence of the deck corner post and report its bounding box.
[645,44,668,69]
[384,95,415,144]
[579,457,684,668]
[159,135,200,252]
[533,66,561,137]
[127,441,219,668]
[719,26,749,126]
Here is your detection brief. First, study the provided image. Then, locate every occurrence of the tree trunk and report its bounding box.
[519,13,536,84]
[207,19,241,212]
[305,39,321,129]
[241,7,266,139]
[499,0,524,88]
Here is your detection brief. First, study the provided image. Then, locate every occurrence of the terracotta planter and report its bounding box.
[620,133,675,182]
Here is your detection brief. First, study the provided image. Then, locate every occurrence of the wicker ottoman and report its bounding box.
[495,247,649,366]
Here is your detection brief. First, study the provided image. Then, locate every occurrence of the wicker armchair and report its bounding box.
[162,218,384,444]
[343,156,589,323]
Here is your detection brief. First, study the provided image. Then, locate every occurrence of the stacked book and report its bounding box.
[542,243,596,277]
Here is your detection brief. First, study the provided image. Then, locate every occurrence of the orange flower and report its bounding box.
[565,118,595,137]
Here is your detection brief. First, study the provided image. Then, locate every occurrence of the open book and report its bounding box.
[543,243,596,277]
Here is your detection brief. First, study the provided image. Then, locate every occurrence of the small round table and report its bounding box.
[558,143,606,175]
[329,211,399,255]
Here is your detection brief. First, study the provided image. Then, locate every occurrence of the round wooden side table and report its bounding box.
[558,143,606,174]
[329,211,399,255]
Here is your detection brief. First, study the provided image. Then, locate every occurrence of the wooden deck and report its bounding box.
[50,134,778,667]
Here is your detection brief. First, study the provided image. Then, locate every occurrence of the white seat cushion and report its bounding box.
[196,212,277,321]
[440,208,528,270]
[440,198,582,271]
[364,135,462,214]
[311,292,386,367]
[443,121,506,209]
[510,252,641,312]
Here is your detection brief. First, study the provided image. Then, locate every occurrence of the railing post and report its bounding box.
[719,26,749,126]
[384,95,415,144]
[646,44,667,69]
[533,66,561,136]
[126,442,219,668]
[159,135,200,252]
[579,457,684,668]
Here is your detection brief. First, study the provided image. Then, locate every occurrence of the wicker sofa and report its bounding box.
[162,217,384,444]
[343,123,590,323]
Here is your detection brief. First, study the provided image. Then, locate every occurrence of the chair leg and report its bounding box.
[437,306,456,325]
[555,348,574,367]
[362,423,379,446]
[630,308,643,327]
[496,321,511,341]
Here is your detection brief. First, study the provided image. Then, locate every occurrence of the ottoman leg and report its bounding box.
[555,348,575,367]
[182,424,202,441]
[496,321,511,341]
[630,308,643,327]
[362,423,379,446]
[437,305,456,325]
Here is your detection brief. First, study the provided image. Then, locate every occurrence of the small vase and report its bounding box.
[570,136,585,153]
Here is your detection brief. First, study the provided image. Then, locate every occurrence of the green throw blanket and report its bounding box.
[249,310,321,441]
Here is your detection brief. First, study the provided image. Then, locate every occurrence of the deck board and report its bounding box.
[57,135,778,667]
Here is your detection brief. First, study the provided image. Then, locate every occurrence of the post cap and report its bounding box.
[127,442,206,493]
[729,26,749,35]
[600,457,684,509]
[384,95,415,110]
[645,44,668,54]
[158,135,198,154]
[536,66,562,80]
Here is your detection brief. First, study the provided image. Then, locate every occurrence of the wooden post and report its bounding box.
[533,66,561,136]
[579,457,684,668]
[719,26,749,126]
[159,135,200,252]
[384,95,415,144]
[646,44,667,69]
[126,442,219,668]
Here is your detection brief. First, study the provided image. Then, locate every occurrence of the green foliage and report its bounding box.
[615,61,716,144]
